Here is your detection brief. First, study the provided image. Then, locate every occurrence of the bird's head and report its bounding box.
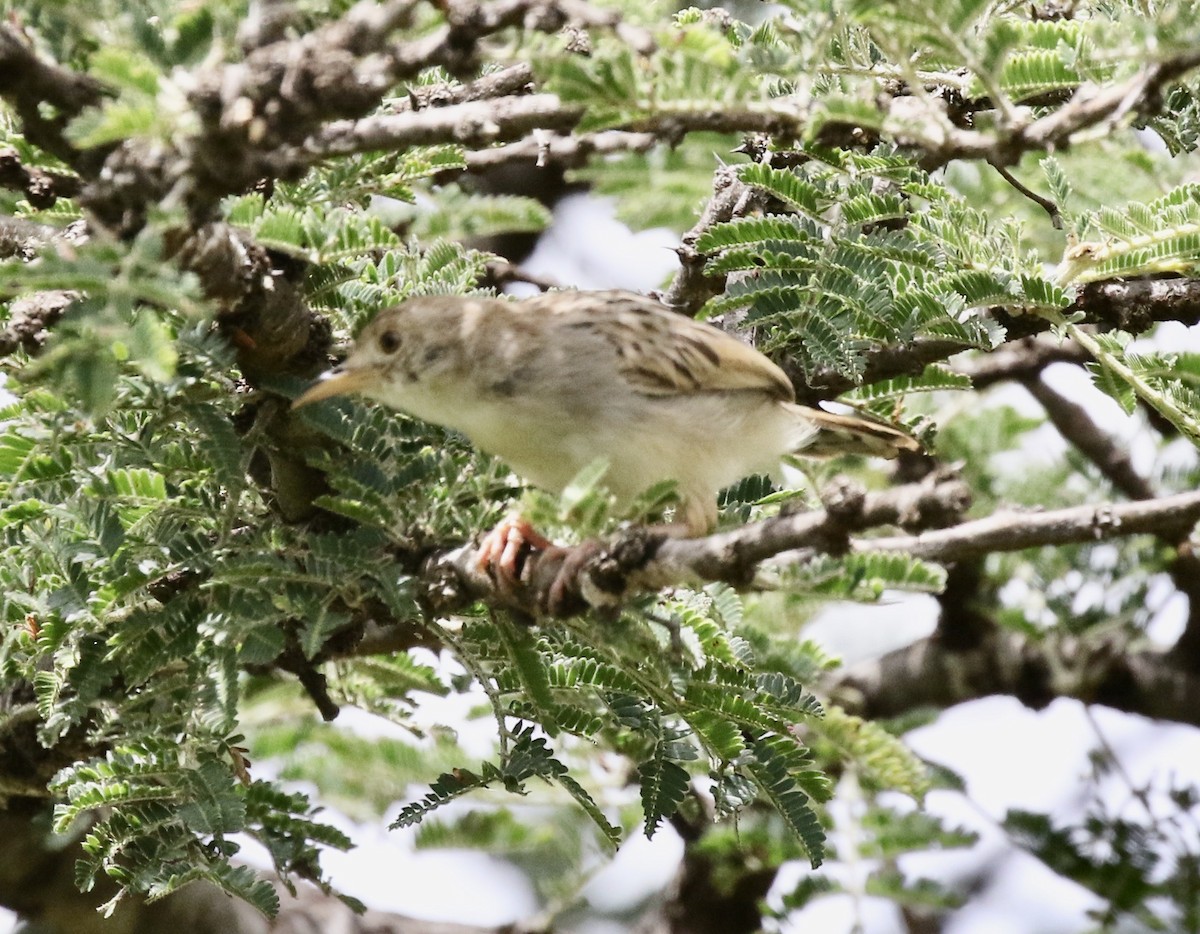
[291,298,468,410]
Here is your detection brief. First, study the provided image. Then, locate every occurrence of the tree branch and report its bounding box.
[952,334,1090,389]
[829,625,1200,728]
[661,165,758,315]
[403,62,535,110]
[299,94,583,161]
[0,24,106,172]
[1022,375,1155,500]
[0,796,512,934]
[0,290,78,357]
[416,485,1200,621]
[465,129,658,171]
[894,48,1200,168]
[1022,374,1200,670]
[859,490,1200,562]
[0,147,80,208]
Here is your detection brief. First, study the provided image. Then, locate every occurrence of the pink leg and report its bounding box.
[476,515,555,582]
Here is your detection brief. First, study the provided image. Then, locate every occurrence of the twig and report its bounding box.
[483,260,563,292]
[992,162,1061,228]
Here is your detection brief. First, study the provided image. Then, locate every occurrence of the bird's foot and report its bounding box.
[476,515,555,582]
[544,540,603,617]
[477,516,550,609]
[475,516,605,617]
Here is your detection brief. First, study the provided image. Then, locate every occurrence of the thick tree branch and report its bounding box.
[1023,375,1155,500]
[1076,276,1200,332]
[417,485,1200,621]
[829,625,1200,728]
[0,24,106,172]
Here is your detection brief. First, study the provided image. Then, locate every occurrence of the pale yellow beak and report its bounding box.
[291,366,379,409]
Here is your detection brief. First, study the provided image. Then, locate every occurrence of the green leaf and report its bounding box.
[738,163,823,218]
[638,756,690,839]
[555,772,622,848]
[841,364,972,404]
[498,623,558,732]
[747,736,827,866]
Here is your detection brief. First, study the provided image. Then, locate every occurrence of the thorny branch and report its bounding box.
[416,478,1200,621]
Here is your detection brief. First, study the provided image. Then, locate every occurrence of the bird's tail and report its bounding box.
[787,403,922,458]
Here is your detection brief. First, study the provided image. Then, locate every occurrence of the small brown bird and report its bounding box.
[293,290,917,545]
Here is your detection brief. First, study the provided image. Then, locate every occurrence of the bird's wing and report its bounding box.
[530,290,795,401]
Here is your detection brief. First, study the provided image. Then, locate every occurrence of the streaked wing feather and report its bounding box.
[528,290,794,401]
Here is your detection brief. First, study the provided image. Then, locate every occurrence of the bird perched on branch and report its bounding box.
[293,289,918,575]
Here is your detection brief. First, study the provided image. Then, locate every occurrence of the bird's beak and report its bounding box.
[291,366,378,409]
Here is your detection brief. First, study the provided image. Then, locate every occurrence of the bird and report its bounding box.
[292,290,918,571]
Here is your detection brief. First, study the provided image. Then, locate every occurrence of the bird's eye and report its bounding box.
[378,331,401,354]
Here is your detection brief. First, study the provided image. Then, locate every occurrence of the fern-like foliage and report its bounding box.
[8,0,1200,925]
[694,152,1060,382]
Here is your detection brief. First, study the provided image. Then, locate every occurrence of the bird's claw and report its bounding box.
[477,516,554,581]
[475,517,601,617]
[544,540,602,617]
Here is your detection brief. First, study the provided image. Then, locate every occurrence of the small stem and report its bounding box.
[1066,322,1200,445]
[992,162,1061,228]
